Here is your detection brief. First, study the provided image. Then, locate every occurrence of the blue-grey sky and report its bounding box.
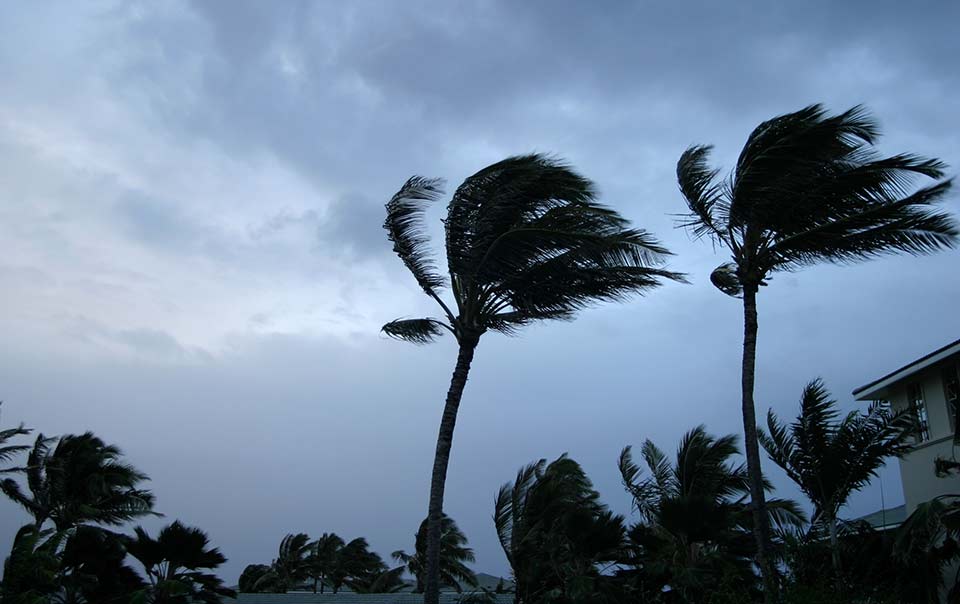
[1,0,958,584]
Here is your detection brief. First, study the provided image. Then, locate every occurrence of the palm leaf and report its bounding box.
[384,176,446,295]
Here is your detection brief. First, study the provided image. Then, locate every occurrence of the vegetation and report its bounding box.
[0,432,157,531]
[383,153,683,604]
[495,455,626,603]
[125,521,234,603]
[393,514,478,593]
[618,426,804,602]
[676,103,957,600]
[241,531,394,594]
[0,427,233,603]
[759,379,915,581]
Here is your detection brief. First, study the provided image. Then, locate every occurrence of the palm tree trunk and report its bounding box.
[424,339,477,604]
[741,286,778,603]
[828,513,842,587]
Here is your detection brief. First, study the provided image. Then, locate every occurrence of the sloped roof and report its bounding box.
[853,504,907,530]
[853,337,960,401]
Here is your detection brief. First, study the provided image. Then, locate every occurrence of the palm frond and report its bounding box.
[676,144,729,242]
[769,179,956,269]
[381,318,448,344]
[384,176,446,295]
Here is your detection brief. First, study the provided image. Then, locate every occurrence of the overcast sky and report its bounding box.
[1,0,958,584]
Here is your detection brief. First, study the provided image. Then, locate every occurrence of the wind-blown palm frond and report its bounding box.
[381,318,448,344]
[0,407,30,470]
[384,176,446,296]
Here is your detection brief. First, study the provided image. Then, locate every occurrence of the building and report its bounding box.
[853,337,960,515]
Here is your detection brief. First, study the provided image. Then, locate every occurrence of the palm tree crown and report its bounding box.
[619,427,803,600]
[760,379,915,528]
[0,431,157,531]
[677,104,956,295]
[125,520,235,604]
[383,153,684,346]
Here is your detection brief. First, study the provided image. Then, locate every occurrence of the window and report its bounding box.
[944,364,960,435]
[908,382,930,442]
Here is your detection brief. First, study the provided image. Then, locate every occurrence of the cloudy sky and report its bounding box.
[1,0,958,584]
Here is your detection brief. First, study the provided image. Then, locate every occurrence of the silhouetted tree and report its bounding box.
[125,520,235,604]
[384,154,683,604]
[0,432,157,531]
[309,532,345,593]
[495,455,626,603]
[238,563,273,593]
[328,537,385,594]
[393,514,478,592]
[619,426,804,602]
[676,103,956,601]
[760,379,914,580]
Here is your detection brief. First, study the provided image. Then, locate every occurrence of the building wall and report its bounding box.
[887,358,960,514]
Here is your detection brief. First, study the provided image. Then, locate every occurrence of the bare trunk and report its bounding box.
[829,513,842,588]
[742,286,778,603]
[424,339,477,604]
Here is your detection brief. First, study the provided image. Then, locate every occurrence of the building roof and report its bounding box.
[853,504,907,531]
[236,595,513,604]
[853,337,960,401]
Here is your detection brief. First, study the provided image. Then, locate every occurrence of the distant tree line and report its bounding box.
[238,514,480,595]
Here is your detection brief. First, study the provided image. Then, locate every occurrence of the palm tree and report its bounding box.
[495,455,626,603]
[0,432,157,532]
[759,379,915,579]
[59,525,145,604]
[383,153,683,604]
[309,532,345,593]
[238,564,273,593]
[267,533,313,592]
[327,537,385,594]
[676,103,957,599]
[125,520,235,604]
[393,514,478,593]
[619,426,804,602]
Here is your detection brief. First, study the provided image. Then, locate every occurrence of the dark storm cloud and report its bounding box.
[0,0,958,585]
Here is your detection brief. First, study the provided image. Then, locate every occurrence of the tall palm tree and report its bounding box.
[383,153,683,604]
[759,379,915,579]
[309,532,345,593]
[125,520,235,604]
[0,432,157,531]
[676,104,957,599]
[393,514,478,593]
[619,426,804,602]
[495,455,626,603]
